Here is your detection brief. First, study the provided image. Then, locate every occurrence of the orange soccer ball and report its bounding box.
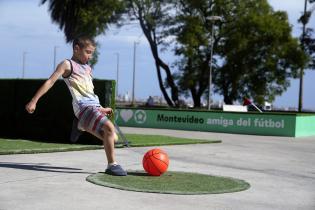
[142,148,169,176]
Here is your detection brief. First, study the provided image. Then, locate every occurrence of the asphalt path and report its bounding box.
[1,127,314,210]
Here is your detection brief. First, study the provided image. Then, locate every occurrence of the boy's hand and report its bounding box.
[25,100,36,114]
[99,107,113,117]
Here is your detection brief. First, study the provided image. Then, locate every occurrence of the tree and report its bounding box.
[168,0,307,107]
[298,0,315,112]
[41,0,125,66]
[41,0,125,41]
[125,0,180,107]
[171,0,222,107]
[213,0,307,105]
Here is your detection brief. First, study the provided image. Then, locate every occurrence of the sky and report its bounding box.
[0,0,314,110]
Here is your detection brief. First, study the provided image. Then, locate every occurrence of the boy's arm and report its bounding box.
[25,60,71,114]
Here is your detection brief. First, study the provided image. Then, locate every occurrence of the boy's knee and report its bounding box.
[103,121,115,135]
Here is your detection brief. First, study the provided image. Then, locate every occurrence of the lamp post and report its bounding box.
[53,46,59,71]
[22,51,28,78]
[115,53,120,99]
[208,16,223,110]
[132,41,140,106]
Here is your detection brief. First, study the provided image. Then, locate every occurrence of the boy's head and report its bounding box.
[72,36,96,64]
[72,36,96,50]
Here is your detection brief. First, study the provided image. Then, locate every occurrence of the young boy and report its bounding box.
[25,36,127,176]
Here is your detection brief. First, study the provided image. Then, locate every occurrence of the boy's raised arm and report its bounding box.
[25,60,70,114]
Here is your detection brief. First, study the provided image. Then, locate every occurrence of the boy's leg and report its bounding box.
[70,117,83,143]
[100,120,116,164]
[100,121,127,176]
[77,106,127,176]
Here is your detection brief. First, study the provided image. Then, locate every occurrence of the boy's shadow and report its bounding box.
[0,162,91,174]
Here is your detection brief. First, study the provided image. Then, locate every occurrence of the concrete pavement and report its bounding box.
[1,127,315,210]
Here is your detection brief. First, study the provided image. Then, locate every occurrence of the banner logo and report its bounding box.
[134,110,147,124]
[120,109,133,122]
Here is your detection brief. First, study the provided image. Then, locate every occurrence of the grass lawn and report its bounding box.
[0,134,221,155]
[87,171,250,194]
[0,139,102,155]
[123,134,221,147]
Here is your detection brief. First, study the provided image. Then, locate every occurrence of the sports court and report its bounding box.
[1,127,314,210]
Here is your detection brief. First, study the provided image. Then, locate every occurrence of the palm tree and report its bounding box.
[41,0,124,42]
[41,0,124,67]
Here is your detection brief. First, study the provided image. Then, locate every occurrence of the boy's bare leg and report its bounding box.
[92,119,126,176]
[101,121,116,164]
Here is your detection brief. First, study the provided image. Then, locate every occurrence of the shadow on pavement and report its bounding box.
[0,162,91,174]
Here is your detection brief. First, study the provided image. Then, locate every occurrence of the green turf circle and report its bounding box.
[86,171,250,195]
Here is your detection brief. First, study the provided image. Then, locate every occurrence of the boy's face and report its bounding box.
[74,44,95,64]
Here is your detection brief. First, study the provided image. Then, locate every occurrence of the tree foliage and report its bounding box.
[170,0,219,107]
[299,0,315,69]
[41,0,125,41]
[297,0,314,111]
[172,0,307,106]
[216,0,307,105]
[41,0,125,67]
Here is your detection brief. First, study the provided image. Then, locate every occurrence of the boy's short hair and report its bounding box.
[72,35,96,49]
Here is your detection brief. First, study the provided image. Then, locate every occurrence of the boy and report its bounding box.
[25,36,127,176]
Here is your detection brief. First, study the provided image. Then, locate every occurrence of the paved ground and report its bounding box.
[1,127,315,210]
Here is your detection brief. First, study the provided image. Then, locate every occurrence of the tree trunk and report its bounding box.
[155,60,174,106]
[298,0,308,112]
[298,67,304,112]
[224,97,233,105]
[137,7,179,107]
[223,85,233,104]
[190,87,201,107]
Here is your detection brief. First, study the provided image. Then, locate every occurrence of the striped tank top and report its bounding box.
[63,59,100,117]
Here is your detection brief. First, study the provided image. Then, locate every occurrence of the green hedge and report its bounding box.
[0,79,115,143]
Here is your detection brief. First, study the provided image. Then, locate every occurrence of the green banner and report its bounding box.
[115,108,300,137]
[295,115,315,137]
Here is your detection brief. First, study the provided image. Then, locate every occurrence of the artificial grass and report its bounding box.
[120,134,221,147]
[86,171,250,195]
[0,139,102,155]
[0,134,221,155]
